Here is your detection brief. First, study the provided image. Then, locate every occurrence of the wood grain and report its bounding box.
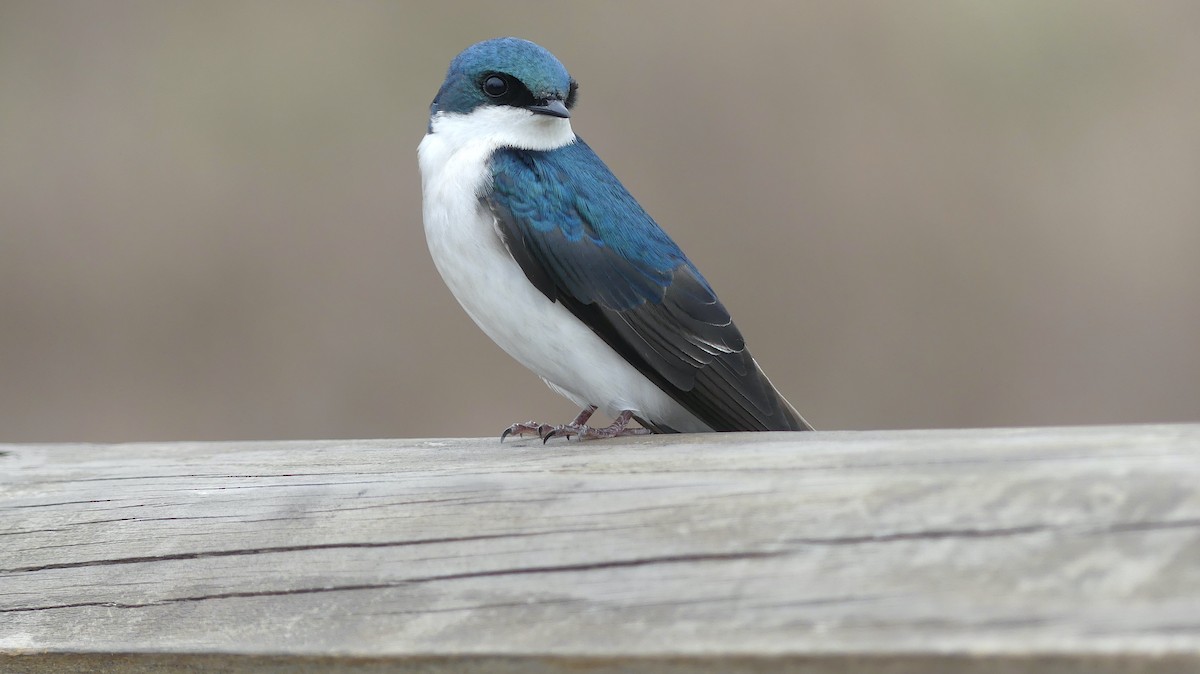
[2,425,1199,673]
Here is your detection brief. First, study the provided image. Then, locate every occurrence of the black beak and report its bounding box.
[527,99,570,119]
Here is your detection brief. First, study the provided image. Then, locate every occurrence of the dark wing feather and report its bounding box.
[485,139,810,432]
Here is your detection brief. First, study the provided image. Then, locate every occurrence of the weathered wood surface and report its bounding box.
[1,425,1199,673]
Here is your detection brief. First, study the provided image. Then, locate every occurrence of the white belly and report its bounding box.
[418,118,709,432]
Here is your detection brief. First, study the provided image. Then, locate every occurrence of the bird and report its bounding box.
[418,37,812,441]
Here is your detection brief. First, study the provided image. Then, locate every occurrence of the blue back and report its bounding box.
[489,138,715,313]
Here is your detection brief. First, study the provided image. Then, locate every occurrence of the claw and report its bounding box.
[542,427,574,443]
[500,421,542,443]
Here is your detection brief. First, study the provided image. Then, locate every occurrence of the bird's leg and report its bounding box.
[501,405,597,442]
[541,409,652,443]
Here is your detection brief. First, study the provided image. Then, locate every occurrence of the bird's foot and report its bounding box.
[501,405,598,442]
[500,406,651,443]
[541,409,651,443]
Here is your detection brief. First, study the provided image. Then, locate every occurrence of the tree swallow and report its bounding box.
[419,37,812,441]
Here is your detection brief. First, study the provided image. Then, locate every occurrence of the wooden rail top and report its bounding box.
[2,424,1199,672]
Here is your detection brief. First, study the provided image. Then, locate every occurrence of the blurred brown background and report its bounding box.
[1,1,1197,442]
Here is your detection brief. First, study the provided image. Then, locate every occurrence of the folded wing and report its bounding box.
[484,139,810,432]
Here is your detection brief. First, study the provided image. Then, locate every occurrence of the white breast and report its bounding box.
[417,107,709,432]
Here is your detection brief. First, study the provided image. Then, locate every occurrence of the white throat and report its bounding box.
[425,105,575,157]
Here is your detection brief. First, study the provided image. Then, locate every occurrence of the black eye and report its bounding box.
[482,75,509,98]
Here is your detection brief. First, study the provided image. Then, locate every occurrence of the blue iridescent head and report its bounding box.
[431,38,578,120]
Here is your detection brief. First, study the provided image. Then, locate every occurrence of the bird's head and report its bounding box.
[428,38,578,150]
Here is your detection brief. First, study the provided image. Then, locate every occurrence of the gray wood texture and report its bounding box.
[2,425,1199,673]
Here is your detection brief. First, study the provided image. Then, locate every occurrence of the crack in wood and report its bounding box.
[789,517,1200,546]
[0,550,782,613]
[789,524,1052,545]
[0,532,543,574]
[3,499,116,510]
[0,584,406,613]
[0,524,706,575]
[408,551,783,584]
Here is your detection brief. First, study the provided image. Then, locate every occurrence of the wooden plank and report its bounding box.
[1,425,1199,673]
